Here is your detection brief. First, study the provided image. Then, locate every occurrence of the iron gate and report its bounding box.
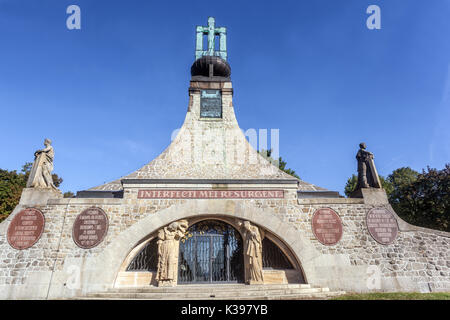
[178,220,243,283]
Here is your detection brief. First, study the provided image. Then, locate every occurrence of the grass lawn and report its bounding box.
[332,292,450,300]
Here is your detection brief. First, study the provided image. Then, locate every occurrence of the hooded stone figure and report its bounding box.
[156,220,189,286]
[355,142,381,190]
[26,138,58,190]
[238,220,264,284]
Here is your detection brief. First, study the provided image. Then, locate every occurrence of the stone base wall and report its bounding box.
[295,199,449,292]
[0,187,448,299]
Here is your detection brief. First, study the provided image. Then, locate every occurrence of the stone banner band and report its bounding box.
[138,189,284,199]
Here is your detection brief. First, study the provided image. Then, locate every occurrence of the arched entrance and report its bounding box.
[178,220,244,283]
[114,212,308,288]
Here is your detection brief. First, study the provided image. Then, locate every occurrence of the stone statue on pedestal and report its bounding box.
[156,220,188,286]
[238,220,264,284]
[26,138,59,191]
[355,142,381,190]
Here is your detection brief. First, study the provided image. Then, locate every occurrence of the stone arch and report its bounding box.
[177,218,245,284]
[174,216,304,276]
[80,200,321,293]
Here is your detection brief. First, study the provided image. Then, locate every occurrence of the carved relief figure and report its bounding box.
[355,142,381,190]
[26,138,58,190]
[156,220,188,286]
[238,220,264,284]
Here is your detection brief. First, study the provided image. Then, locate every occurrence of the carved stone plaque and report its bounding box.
[138,189,284,199]
[311,208,343,246]
[366,207,398,245]
[7,208,45,250]
[200,90,222,118]
[72,207,108,249]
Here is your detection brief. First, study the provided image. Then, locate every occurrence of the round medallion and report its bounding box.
[311,208,343,246]
[366,207,398,245]
[72,207,109,249]
[7,208,45,250]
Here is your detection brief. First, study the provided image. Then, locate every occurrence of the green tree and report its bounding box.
[259,149,300,179]
[0,163,66,222]
[386,167,419,215]
[387,167,419,188]
[0,169,27,222]
[64,191,75,198]
[392,165,449,231]
[344,174,357,197]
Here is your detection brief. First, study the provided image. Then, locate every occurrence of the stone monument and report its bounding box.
[19,138,61,206]
[156,220,188,286]
[0,17,448,300]
[26,138,59,190]
[238,220,265,284]
[351,143,388,203]
[355,142,381,190]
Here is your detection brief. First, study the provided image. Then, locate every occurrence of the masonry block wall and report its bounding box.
[0,186,448,299]
[2,81,448,299]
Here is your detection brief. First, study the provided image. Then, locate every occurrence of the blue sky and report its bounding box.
[0,0,449,194]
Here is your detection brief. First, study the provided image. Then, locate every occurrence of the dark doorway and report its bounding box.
[178,220,244,283]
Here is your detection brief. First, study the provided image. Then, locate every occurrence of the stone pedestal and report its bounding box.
[351,188,389,205]
[157,280,177,287]
[19,188,62,206]
[248,280,264,285]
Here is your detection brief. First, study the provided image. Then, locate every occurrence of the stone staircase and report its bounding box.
[75,284,345,300]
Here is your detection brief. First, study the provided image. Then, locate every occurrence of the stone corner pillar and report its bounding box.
[155,220,188,287]
[351,188,389,205]
[19,187,63,206]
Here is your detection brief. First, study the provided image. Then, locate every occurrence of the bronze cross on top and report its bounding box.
[195,17,227,61]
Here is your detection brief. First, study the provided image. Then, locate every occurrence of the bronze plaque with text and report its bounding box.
[72,207,108,249]
[7,208,45,250]
[311,208,343,246]
[200,90,222,118]
[366,207,398,245]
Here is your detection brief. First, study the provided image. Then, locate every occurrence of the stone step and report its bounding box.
[76,290,345,300]
[236,291,347,300]
[105,285,320,295]
[84,287,333,299]
[108,283,311,293]
[74,283,345,300]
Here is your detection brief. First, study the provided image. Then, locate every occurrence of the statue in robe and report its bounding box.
[355,142,381,190]
[238,220,264,284]
[26,138,58,190]
[156,220,188,286]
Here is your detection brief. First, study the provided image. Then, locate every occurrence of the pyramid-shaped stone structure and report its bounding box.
[88,82,325,192]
